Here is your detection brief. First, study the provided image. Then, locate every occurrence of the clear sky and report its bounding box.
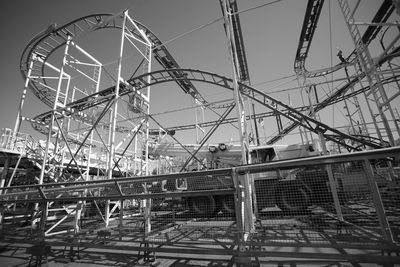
[0,0,394,147]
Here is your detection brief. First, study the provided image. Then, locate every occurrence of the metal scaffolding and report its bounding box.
[1,1,400,266]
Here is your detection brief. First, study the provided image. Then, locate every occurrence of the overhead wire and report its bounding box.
[81,0,287,99]
[232,0,284,16]
[153,0,285,50]
[252,74,297,87]
[259,76,299,93]
[57,0,294,142]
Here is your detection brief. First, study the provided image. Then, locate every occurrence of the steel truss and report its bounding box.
[1,2,400,266]
[33,68,387,150]
[338,0,400,147]
[10,10,158,236]
[291,0,400,150]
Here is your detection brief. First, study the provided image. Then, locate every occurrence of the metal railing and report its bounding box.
[0,146,399,263]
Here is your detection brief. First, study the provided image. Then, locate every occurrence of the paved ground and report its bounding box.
[0,242,389,267]
[0,241,233,267]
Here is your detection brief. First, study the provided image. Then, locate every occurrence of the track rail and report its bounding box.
[22,5,397,151]
[219,0,250,83]
[20,13,207,108]
[294,0,394,78]
[32,68,383,150]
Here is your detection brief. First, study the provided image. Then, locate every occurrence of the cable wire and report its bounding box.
[153,0,285,49]
[232,0,284,16]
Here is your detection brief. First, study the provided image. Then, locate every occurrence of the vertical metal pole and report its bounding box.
[105,11,127,228]
[105,108,113,226]
[35,35,71,234]
[195,99,205,170]
[0,156,10,193]
[39,35,71,185]
[250,97,260,145]
[319,132,343,221]
[144,39,152,237]
[245,97,255,144]
[262,118,267,143]
[195,99,199,144]
[222,0,254,235]
[134,135,138,174]
[123,11,155,236]
[108,11,126,179]
[0,155,10,227]
[13,55,35,135]
[119,197,124,238]
[74,201,83,233]
[39,200,48,236]
[232,170,243,236]
[298,82,311,144]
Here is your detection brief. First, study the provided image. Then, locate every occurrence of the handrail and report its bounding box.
[1,146,398,204]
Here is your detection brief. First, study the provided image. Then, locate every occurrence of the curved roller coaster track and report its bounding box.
[20,1,399,153]
[294,0,395,78]
[32,68,386,150]
[20,13,208,108]
[1,2,400,265]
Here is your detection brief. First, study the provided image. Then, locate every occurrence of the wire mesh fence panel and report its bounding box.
[328,161,385,243]
[252,159,397,246]
[372,159,400,242]
[253,166,340,244]
[145,172,238,244]
[70,171,239,245]
[1,147,399,262]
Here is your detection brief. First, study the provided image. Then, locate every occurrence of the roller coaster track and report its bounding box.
[294,0,394,78]
[219,0,250,83]
[266,70,398,146]
[269,0,396,146]
[20,13,208,108]
[32,68,383,151]
[160,0,396,146]
[23,5,396,151]
[161,65,398,136]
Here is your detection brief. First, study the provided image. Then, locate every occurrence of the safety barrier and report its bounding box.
[0,147,399,264]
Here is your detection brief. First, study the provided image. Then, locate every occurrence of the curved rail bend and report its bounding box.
[20,13,207,108]
[294,0,394,78]
[33,68,384,151]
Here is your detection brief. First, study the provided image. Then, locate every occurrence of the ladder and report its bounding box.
[338,0,398,145]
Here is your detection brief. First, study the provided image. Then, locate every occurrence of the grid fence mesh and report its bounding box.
[252,158,399,246]
[76,172,238,244]
[1,152,399,253]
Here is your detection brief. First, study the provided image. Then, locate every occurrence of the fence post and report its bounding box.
[0,155,11,227]
[232,170,243,238]
[233,168,254,239]
[232,168,254,266]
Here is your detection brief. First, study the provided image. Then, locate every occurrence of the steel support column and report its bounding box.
[221,0,254,236]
